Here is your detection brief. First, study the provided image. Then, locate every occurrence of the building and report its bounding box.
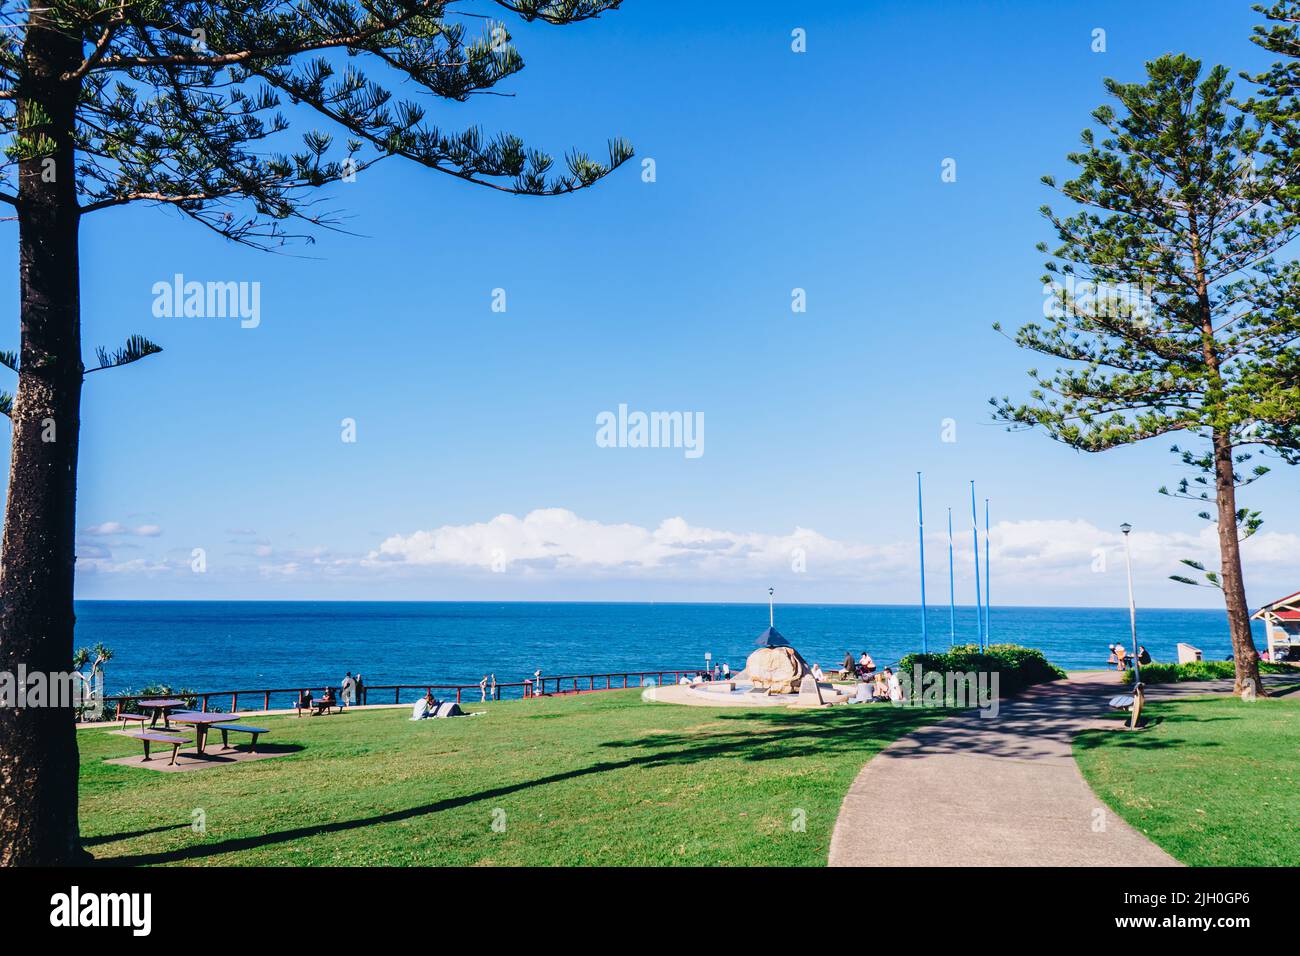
[1251,591,1300,662]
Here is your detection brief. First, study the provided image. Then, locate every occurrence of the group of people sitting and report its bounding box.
[836,650,877,680]
[808,655,902,704]
[1107,643,1152,671]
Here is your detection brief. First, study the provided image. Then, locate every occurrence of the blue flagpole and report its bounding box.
[917,472,928,654]
[947,507,956,647]
[984,498,991,645]
[971,481,984,650]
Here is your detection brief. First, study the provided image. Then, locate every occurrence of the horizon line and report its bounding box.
[72,597,1239,614]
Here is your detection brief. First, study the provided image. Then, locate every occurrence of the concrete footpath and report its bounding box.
[828,671,1183,867]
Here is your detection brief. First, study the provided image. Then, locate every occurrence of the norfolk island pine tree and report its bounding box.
[0,0,632,866]
[993,50,1300,699]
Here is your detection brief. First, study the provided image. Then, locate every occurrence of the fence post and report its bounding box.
[201,695,209,712]
[264,691,271,710]
[395,687,400,704]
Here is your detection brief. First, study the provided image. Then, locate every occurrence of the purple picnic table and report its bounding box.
[167,711,239,754]
[136,698,185,729]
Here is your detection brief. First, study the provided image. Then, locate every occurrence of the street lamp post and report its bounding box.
[1120,523,1139,683]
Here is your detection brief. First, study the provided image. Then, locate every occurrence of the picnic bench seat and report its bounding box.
[118,712,150,731]
[211,723,270,753]
[129,732,191,766]
[295,695,338,717]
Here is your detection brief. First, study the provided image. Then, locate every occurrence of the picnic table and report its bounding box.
[136,698,186,729]
[168,711,239,754]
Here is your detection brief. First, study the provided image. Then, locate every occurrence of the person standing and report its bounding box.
[721,662,731,680]
[479,675,489,702]
[355,672,365,705]
[490,673,497,700]
[341,671,356,709]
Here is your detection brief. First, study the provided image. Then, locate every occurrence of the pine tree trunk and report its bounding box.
[0,16,86,866]
[1212,428,1263,697]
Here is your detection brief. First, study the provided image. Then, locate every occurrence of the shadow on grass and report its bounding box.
[82,822,191,847]
[94,706,936,867]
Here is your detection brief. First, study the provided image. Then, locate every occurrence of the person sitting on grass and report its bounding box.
[872,672,889,701]
[884,668,904,703]
[411,691,438,720]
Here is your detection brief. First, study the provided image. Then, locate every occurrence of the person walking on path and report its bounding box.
[341,671,356,709]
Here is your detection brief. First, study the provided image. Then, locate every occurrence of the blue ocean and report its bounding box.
[76,601,1260,699]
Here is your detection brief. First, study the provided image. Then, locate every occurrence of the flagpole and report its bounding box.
[947,507,956,647]
[971,480,984,651]
[917,472,928,654]
[984,498,991,645]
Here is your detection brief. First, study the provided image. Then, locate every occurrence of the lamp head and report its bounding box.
[1120,523,1132,536]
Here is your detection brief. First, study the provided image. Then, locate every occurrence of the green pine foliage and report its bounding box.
[0,1,634,245]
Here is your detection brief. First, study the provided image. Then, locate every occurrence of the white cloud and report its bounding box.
[82,521,162,537]
[366,508,1298,601]
[367,508,897,578]
[71,506,1298,606]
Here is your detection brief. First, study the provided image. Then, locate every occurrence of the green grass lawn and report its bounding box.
[1075,694,1300,866]
[80,691,942,866]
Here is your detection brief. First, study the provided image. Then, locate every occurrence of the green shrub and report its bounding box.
[1125,660,1294,685]
[897,643,1067,698]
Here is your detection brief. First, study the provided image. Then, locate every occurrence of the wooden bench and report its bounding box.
[295,696,337,717]
[211,723,270,753]
[129,732,191,766]
[118,712,150,731]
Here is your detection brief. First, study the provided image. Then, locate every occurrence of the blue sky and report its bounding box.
[6,0,1297,606]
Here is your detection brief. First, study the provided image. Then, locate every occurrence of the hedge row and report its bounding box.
[1125,659,1295,685]
[897,643,1067,698]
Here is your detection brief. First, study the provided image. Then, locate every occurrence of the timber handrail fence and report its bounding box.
[104,667,708,716]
